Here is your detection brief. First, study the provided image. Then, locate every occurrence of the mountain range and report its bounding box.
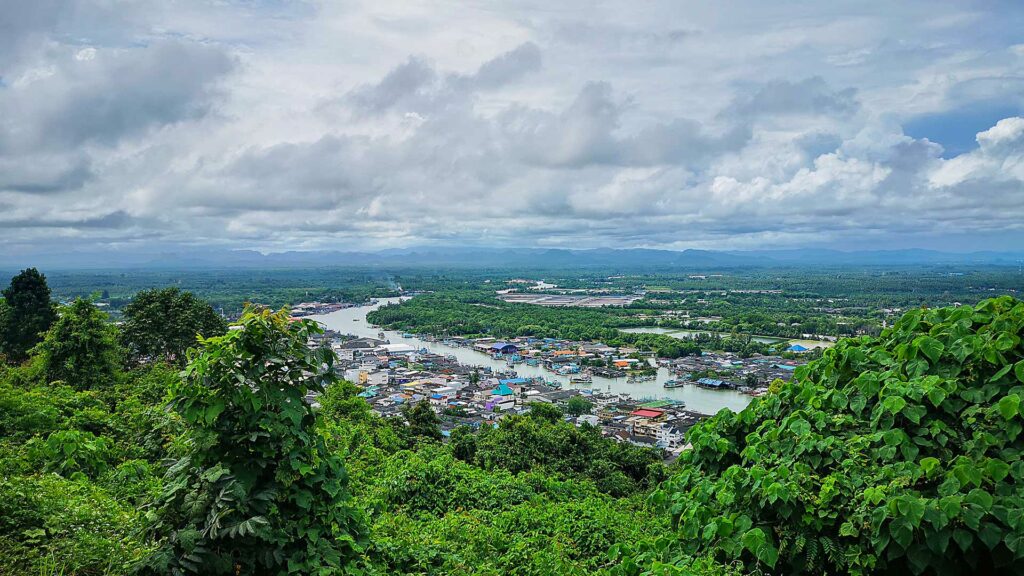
[3,247,1024,271]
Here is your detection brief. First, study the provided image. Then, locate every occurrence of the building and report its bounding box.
[626,408,667,438]
[380,343,417,355]
[490,342,519,354]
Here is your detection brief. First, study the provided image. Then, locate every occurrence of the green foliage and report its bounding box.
[470,410,666,497]
[651,296,1024,575]
[38,429,112,479]
[402,400,443,445]
[0,268,57,363]
[567,396,594,417]
[367,292,703,358]
[0,474,151,576]
[366,447,665,575]
[120,288,227,366]
[45,267,400,316]
[141,307,367,575]
[527,401,565,423]
[11,267,1024,576]
[35,299,122,391]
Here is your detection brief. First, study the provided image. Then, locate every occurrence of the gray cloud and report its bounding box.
[0,210,132,229]
[0,40,234,153]
[729,76,860,119]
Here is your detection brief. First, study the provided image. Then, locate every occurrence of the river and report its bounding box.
[620,326,785,344]
[309,297,752,415]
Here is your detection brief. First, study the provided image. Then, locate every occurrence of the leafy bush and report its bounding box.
[38,429,113,479]
[34,298,122,391]
[141,307,368,575]
[649,296,1024,575]
[0,474,150,575]
[470,410,666,497]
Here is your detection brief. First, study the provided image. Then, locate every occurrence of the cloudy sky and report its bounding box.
[2,0,1024,258]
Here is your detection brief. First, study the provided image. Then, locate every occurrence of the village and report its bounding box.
[312,328,807,459]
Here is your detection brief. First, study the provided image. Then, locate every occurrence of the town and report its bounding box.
[313,325,807,459]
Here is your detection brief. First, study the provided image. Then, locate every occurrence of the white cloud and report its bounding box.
[1,0,1023,255]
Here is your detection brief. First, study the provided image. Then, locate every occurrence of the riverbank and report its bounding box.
[311,297,754,414]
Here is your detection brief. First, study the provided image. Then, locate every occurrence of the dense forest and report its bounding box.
[2,267,1024,574]
[366,291,792,358]
[25,266,1023,335]
[33,268,402,316]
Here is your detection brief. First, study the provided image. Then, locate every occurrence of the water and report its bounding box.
[309,297,752,415]
[620,326,786,344]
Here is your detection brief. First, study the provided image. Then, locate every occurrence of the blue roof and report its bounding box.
[490,342,517,349]
[499,378,528,385]
[430,393,444,399]
[775,364,797,371]
[788,344,808,351]
[697,378,726,387]
[492,383,515,396]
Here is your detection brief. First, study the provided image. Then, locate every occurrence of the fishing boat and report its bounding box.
[663,379,685,389]
[570,374,592,384]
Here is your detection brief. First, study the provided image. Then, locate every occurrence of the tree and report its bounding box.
[142,307,366,575]
[35,298,121,391]
[644,296,1024,575]
[566,396,594,417]
[449,425,478,462]
[527,401,564,423]
[403,400,442,444]
[120,287,227,366]
[0,268,57,363]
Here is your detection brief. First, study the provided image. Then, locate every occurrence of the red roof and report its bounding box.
[630,409,665,418]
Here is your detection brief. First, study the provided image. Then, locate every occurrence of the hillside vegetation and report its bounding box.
[1,267,1022,575]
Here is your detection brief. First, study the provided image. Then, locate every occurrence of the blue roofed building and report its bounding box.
[490,342,519,354]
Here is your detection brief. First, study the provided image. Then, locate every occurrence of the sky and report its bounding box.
[2,0,1024,258]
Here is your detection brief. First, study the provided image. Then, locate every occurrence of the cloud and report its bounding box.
[729,76,860,119]
[2,0,1023,256]
[0,40,235,153]
[346,42,541,117]
[467,42,542,89]
[929,117,1024,187]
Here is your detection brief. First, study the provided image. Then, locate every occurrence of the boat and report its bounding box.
[663,379,686,389]
[378,331,386,339]
[401,333,413,338]
[570,374,592,384]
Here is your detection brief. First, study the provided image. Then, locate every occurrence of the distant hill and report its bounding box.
[2,246,1023,271]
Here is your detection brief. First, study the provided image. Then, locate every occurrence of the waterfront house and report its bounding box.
[490,342,519,355]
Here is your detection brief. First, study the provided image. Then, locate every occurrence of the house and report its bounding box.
[490,342,519,354]
[336,337,387,350]
[381,343,417,355]
[491,383,516,398]
[627,408,667,438]
[695,377,730,389]
[655,424,686,448]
